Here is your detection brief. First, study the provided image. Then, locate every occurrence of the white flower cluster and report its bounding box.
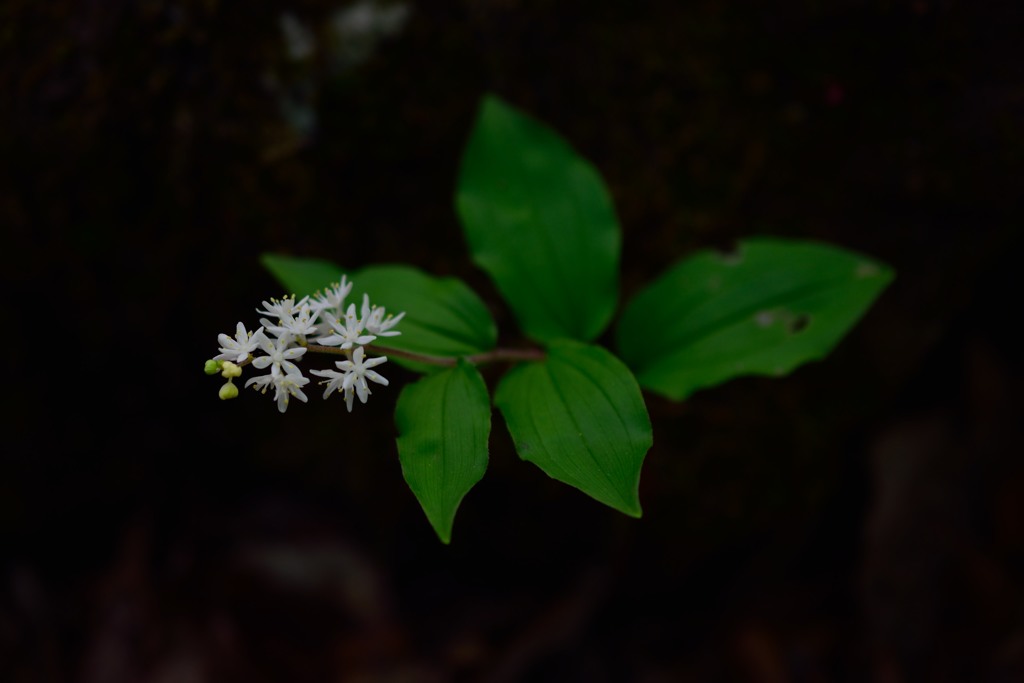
[205,276,404,413]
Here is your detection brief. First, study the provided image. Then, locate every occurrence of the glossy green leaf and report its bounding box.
[494,340,652,517]
[615,238,895,400]
[261,255,497,373]
[395,360,491,544]
[455,94,621,343]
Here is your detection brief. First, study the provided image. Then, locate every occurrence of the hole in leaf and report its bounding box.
[788,313,810,333]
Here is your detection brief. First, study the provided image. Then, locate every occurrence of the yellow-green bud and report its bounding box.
[221,361,242,378]
[219,381,239,400]
[204,359,222,375]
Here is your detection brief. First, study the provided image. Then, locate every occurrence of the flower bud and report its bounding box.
[204,359,222,375]
[221,361,242,378]
[219,381,239,400]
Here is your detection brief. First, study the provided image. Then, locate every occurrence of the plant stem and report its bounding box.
[304,343,545,367]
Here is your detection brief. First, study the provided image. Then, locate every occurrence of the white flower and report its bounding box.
[259,303,321,340]
[310,346,388,412]
[251,334,307,377]
[245,371,310,413]
[308,366,349,401]
[245,373,274,393]
[317,303,376,349]
[309,309,340,342]
[311,277,352,315]
[215,322,267,363]
[360,293,405,337]
[256,295,309,320]
[211,276,403,412]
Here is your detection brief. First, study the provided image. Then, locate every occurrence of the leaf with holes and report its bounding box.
[494,340,652,517]
[455,94,621,343]
[615,237,894,400]
[396,360,491,543]
[261,255,497,373]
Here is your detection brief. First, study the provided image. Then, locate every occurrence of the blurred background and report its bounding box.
[3,1,1023,681]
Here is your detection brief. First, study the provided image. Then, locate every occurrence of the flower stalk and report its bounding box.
[305,343,545,367]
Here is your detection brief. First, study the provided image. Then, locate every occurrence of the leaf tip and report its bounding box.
[480,91,509,115]
[425,511,454,545]
[258,251,280,270]
[604,488,643,519]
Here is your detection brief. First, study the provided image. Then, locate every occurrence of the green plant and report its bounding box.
[206,93,894,543]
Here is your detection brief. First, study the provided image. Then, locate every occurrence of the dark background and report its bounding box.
[3,1,1023,681]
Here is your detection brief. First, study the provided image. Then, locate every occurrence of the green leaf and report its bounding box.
[395,360,491,544]
[261,255,497,373]
[260,253,346,298]
[349,265,498,373]
[494,340,652,517]
[455,94,621,343]
[615,237,895,400]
